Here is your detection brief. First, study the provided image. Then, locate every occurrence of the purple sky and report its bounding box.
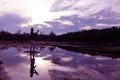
[0,0,120,34]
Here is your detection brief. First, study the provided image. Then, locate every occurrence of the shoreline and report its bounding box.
[0,41,120,59]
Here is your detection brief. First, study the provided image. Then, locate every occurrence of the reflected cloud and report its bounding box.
[18,53,29,59]
[48,66,107,80]
[0,54,11,80]
[0,46,120,80]
[95,56,111,60]
[35,57,47,65]
[61,57,73,62]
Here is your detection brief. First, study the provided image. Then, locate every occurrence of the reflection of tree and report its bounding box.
[48,46,56,53]
[43,45,120,76]
[39,46,45,51]
[58,46,120,59]
[0,54,2,64]
[16,47,22,52]
[0,47,9,50]
[30,51,39,77]
[51,58,60,65]
[48,46,61,64]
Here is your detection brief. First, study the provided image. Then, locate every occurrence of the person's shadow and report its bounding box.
[30,51,39,77]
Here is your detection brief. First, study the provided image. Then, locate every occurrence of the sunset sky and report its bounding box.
[0,0,120,34]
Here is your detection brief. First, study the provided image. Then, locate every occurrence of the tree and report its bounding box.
[49,31,56,37]
[16,29,21,34]
[48,31,56,41]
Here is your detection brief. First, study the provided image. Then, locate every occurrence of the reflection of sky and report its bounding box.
[0,46,120,80]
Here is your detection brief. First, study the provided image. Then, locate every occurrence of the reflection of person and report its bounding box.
[30,51,39,77]
[30,28,39,78]
[0,53,2,64]
[30,28,39,52]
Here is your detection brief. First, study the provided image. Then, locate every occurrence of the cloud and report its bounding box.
[0,0,6,7]
[0,0,120,34]
[43,9,120,34]
[55,20,74,26]
[82,26,92,30]
[0,13,31,33]
[0,13,31,25]
[51,0,120,16]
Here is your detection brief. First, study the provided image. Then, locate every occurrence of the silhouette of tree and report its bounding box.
[16,29,21,34]
[48,31,56,41]
[0,27,120,43]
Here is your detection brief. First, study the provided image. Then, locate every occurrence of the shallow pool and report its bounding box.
[0,46,120,80]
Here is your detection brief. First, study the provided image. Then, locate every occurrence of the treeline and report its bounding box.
[57,27,120,42]
[0,30,56,41]
[0,27,120,42]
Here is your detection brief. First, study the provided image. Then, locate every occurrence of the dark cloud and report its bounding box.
[0,13,31,33]
[2,9,117,34]
[45,9,120,34]
[0,9,120,34]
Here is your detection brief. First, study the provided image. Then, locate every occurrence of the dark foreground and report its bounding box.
[0,41,120,80]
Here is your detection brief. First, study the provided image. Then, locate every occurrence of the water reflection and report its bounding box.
[0,47,9,52]
[39,46,45,51]
[58,46,120,59]
[0,46,120,80]
[0,54,11,80]
[48,46,56,53]
[30,51,39,77]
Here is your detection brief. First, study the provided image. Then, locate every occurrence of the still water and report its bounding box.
[0,46,120,80]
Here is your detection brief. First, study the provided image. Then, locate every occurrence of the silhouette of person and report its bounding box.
[30,51,39,77]
[30,28,39,77]
[30,28,39,52]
